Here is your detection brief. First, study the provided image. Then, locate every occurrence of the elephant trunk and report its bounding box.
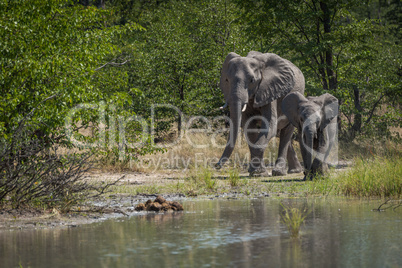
[216,101,243,168]
[301,127,315,180]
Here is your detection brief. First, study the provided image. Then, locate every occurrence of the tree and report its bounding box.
[0,0,157,153]
[236,0,366,92]
[236,0,401,139]
[0,0,148,207]
[127,0,251,136]
[0,0,141,137]
[340,37,401,139]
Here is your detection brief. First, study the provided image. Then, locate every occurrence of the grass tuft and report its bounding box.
[202,168,216,190]
[228,168,241,187]
[335,156,401,198]
[190,167,216,191]
[280,203,309,238]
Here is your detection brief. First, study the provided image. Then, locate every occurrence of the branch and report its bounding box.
[334,45,344,72]
[304,0,317,12]
[373,199,401,212]
[365,94,385,125]
[95,58,130,71]
[342,110,352,127]
[330,2,339,26]
[91,175,126,197]
[291,17,311,44]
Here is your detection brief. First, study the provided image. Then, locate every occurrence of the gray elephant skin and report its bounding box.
[281,92,339,180]
[216,51,304,176]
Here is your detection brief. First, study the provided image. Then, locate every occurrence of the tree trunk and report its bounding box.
[320,1,337,91]
[178,78,185,135]
[351,86,362,138]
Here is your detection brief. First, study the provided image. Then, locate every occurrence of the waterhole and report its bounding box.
[1,198,401,267]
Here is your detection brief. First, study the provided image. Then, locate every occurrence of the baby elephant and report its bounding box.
[281,92,339,180]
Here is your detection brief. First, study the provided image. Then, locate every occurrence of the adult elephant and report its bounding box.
[281,92,339,180]
[215,51,304,176]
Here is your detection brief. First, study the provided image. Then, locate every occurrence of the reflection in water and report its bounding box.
[1,198,401,267]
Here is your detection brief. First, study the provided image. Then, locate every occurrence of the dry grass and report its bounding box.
[339,137,401,160]
[121,131,283,174]
[99,127,402,175]
[99,148,401,199]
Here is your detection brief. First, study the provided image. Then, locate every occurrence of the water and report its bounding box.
[1,198,401,267]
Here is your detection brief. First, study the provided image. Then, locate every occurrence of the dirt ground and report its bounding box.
[0,171,190,230]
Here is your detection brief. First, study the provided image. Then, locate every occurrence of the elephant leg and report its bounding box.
[244,117,265,175]
[311,158,328,176]
[287,142,303,174]
[246,102,277,176]
[272,123,302,176]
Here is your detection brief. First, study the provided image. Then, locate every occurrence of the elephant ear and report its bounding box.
[281,92,307,128]
[220,52,240,102]
[250,53,295,108]
[309,93,339,130]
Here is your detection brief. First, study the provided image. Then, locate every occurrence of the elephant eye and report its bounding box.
[225,78,228,82]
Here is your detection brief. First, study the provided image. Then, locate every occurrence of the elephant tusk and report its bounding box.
[220,102,228,110]
[242,104,247,112]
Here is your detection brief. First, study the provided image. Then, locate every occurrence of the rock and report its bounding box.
[170,201,184,211]
[161,202,171,211]
[149,202,162,212]
[154,195,166,204]
[144,199,153,210]
[134,203,146,211]
[134,196,183,212]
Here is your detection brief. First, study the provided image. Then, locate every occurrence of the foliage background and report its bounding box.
[1,0,401,160]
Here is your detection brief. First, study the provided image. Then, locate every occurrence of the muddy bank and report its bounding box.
[0,161,352,231]
[0,191,275,231]
[0,194,182,231]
